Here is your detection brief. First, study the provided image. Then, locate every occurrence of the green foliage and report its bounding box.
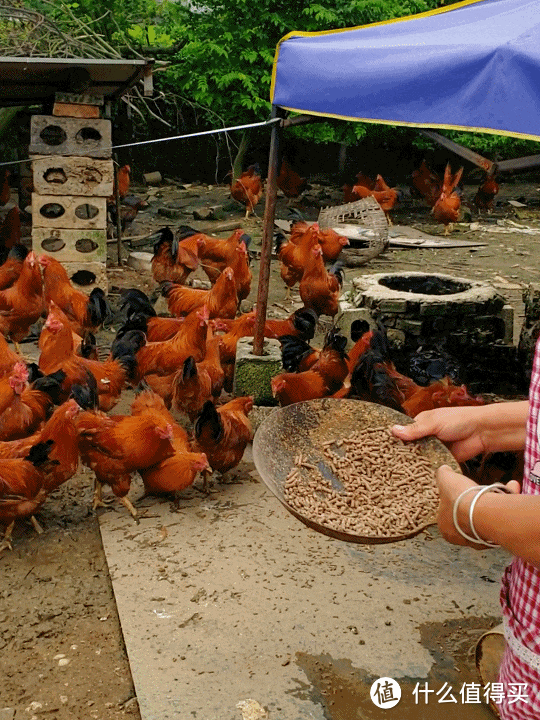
[23,0,539,164]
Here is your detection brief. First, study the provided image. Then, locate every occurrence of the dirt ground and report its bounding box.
[1,176,540,720]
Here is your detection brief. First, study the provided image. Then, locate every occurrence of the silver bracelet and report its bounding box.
[452,482,511,547]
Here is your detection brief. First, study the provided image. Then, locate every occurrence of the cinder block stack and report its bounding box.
[30,95,112,292]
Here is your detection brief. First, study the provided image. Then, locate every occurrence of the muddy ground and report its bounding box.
[1,176,540,720]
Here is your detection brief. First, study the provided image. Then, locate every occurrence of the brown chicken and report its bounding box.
[132,390,209,497]
[39,305,132,412]
[0,363,64,441]
[343,171,375,203]
[0,330,22,378]
[349,326,483,416]
[432,164,464,235]
[284,218,349,263]
[195,227,250,285]
[214,312,257,392]
[108,164,130,202]
[10,399,81,493]
[229,240,252,303]
[108,195,148,233]
[411,160,442,206]
[271,328,349,406]
[401,377,485,417]
[197,324,225,399]
[0,244,29,291]
[299,245,343,317]
[119,289,186,342]
[193,396,253,478]
[229,163,264,218]
[75,399,175,519]
[172,356,214,421]
[0,251,43,349]
[0,441,57,552]
[0,206,21,253]
[276,223,320,298]
[474,173,499,212]
[351,175,401,225]
[277,159,310,204]
[125,305,209,382]
[162,267,238,319]
[151,227,202,285]
[39,255,109,336]
[0,169,10,206]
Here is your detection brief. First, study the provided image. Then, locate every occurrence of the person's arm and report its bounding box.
[437,465,540,567]
[392,401,529,462]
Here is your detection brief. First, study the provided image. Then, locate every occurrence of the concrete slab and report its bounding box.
[99,449,508,720]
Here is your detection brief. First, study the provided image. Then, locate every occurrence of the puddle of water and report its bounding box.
[295,615,501,719]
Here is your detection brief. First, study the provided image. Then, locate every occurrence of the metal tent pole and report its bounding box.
[252,106,284,355]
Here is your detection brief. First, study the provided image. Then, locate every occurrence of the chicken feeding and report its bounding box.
[348,324,483,416]
[74,393,175,519]
[131,390,209,498]
[193,396,253,482]
[272,328,349,406]
[229,164,264,219]
[0,441,58,552]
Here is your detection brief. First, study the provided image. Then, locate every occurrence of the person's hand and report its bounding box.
[391,406,488,463]
[436,464,521,548]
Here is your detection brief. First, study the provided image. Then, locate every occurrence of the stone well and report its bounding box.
[341,272,522,393]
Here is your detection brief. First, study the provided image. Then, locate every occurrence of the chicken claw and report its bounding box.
[119,496,138,522]
[92,480,113,509]
[0,521,15,552]
[30,516,43,534]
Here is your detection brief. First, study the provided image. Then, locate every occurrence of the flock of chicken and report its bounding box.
[0,156,498,551]
[228,157,500,235]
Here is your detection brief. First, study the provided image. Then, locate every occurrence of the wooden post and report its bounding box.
[113,155,123,265]
[253,107,283,356]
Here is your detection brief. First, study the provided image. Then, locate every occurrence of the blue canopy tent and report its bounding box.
[271,0,540,141]
[253,0,540,352]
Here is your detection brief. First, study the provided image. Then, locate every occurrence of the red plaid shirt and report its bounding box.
[497,336,540,718]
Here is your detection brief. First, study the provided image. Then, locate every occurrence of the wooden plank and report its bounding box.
[30,115,112,158]
[53,103,101,119]
[496,154,540,172]
[417,129,495,173]
[32,226,107,264]
[32,156,114,197]
[32,194,107,230]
